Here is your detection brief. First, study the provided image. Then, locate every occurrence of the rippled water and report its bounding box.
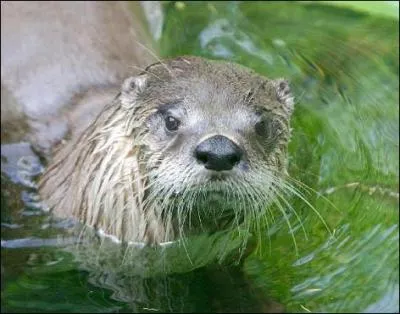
[1,2,399,313]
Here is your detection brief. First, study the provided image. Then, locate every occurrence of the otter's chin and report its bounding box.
[195,178,234,193]
[205,191,227,204]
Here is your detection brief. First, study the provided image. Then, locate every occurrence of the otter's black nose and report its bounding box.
[195,135,243,171]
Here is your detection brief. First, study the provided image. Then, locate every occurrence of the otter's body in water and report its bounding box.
[2,2,294,245]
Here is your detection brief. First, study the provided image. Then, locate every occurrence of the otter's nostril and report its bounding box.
[196,150,209,165]
[194,135,243,171]
[229,154,240,166]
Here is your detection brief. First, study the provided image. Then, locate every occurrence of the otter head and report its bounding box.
[120,57,294,237]
[39,56,294,244]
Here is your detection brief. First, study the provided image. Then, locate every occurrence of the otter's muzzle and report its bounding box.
[194,135,243,171]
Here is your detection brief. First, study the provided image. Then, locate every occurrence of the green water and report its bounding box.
[2,1,399,313]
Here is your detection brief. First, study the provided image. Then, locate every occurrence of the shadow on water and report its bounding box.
[1,1,399,313]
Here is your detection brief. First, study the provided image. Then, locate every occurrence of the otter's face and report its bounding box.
[121,57,294,230]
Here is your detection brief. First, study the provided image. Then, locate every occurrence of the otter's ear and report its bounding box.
[120,75,147,108]
[121,75,147,94]
[272,79,294,115]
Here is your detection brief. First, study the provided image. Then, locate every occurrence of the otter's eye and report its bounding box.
[255,120,268,137]
[255,117,282,140]
[165,116,180,131]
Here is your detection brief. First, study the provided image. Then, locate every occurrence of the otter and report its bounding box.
[1,2,294,246]
[39,56,294,244]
